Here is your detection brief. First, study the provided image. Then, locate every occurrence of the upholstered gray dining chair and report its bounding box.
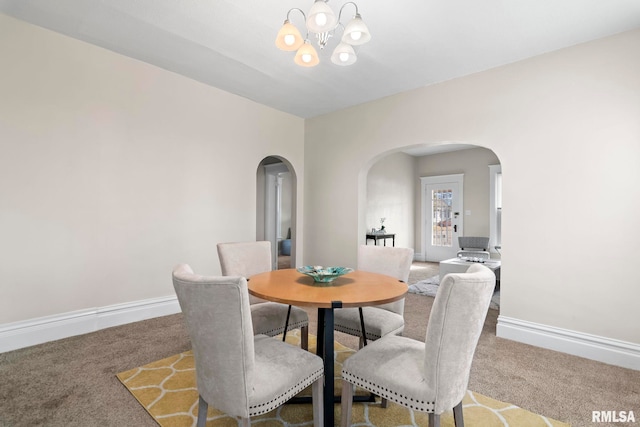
[217,241,310,350]
[172,264,324,427]
[340,264,495,427]
[333,245,414,348]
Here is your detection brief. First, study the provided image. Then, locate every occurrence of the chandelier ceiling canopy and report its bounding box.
[275,0,371,67]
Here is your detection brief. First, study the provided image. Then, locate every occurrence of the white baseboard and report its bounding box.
[497,315,640,371]
[414,253,426,262]
[0,295,181,354]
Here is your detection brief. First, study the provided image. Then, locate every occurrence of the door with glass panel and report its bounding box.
[421,174,463,261]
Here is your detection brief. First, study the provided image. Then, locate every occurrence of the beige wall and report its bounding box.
[0,14,305,324]
[305,30,640,344]
[365,152,416,250]
[415,147,500,256]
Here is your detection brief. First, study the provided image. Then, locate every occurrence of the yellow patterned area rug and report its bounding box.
[117,332,569,427]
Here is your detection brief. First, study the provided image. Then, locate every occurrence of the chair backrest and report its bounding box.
[458,236,489,251]
[357,245,414,315]
[217,241,272,277]
[217,241,272,304]
[172,264,255,418]
[423,263,495,414]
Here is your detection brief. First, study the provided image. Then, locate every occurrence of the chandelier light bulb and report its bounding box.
[306,0,337,33]
[342,13,371,45]
[315,12,327,27]
[330,42,357,66]
[294,41,320,67]
[284,34,296,46]
[275,20,304,51]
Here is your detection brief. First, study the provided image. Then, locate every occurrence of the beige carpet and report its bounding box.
[117,331,569,427]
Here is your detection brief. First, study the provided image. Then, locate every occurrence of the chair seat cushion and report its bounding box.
[333,307,404,340]
[250,335,323,416]
[342,335,436,413]
[251,302,309,336]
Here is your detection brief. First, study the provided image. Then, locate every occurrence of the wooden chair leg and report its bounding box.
[429,413,440,427]
[453,401,464,427]
[301,325,309,351]
[197,395,208,427]
[341,380,354,427]
[312,376,324,427]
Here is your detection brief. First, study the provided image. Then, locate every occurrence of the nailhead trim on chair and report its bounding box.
[334,324,382,340]
[249,368,323,416]
[342,370,435,413]
[259,320,308,337]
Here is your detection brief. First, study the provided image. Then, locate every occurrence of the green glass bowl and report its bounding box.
[296,266,354,283]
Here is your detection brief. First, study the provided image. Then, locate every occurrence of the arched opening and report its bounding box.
[256,156,297,270]
[361,142,502,309]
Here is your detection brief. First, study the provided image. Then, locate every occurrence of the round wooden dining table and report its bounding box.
[248,268,407,427]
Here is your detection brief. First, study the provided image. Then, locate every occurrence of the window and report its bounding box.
[432,189,453,247]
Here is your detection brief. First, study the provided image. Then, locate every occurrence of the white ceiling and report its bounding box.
[1,0,639,120]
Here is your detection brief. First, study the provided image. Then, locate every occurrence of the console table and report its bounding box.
[365,233,395,246]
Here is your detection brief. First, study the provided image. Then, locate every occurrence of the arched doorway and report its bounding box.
[256,156,296,270]
[362,143,502,312]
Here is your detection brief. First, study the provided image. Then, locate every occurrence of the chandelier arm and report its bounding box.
[286,7,308,24]
[337,1,359,23]
[286,7,307,21]
[285,8,310,40]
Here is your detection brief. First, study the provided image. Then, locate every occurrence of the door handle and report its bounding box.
[453,224,457,232]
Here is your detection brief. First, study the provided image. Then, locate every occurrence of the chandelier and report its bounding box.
[275,0,371,67]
